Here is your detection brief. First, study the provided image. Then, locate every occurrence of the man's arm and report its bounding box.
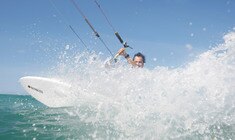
[123,53,136,67]
[118,48,137,67]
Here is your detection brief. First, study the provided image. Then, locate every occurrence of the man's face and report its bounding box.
[133,56,144,68]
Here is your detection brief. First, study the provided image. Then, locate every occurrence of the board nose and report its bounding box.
[19,77,28,84]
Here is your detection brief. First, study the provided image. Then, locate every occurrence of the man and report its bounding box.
[117,48,145,68]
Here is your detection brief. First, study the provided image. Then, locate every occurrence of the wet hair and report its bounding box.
[133,52,145,63]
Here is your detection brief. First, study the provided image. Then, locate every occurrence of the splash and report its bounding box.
[47,32,235,139]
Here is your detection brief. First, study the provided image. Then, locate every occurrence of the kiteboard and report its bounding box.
[19,76,75,107]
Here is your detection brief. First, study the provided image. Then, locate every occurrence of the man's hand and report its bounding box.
[117,48,127,56]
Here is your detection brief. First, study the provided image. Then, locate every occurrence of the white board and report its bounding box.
[19,76,75,107]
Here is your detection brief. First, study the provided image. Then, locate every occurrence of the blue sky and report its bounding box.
[0,0,234,93]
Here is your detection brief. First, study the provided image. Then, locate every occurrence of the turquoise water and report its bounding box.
[0,94,124,139]
[0,93,234,140]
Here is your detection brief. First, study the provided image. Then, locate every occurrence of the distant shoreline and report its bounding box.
[0,93,28,96]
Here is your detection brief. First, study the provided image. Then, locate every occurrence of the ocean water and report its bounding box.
[1,32,235,139]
